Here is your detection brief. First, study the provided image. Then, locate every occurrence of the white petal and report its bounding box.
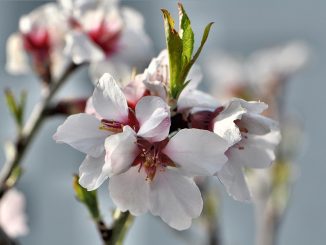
[143,79,167,100]
[162,129,229,176]
[142,50,169,100]
[64,31,104,64]
[105,126,139,177]
[213,100,246,146]
[79,153,108,191]
[122,74,147,106]
[149,169,203,230]
[239,114,277,135]
[5,33,30,74]
[136,96,171,142]
[85,97,102,120]
[92,73,129,121]
[0,189,29,238]
[233,98,268,114]
[178,89,219,113]
[53,113,108,157]
[218,160,251,202]
[109,166,150,216]
[229,135,277,169]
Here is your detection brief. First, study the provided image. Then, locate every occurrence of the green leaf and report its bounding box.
[178,3,194,66]
[5,89,19,124]
[6,165,23,188]
[161,4,214,100]
[179,22,214,87]
[161,9,183,98]
[4,89,27,130]
[73,175,100,220]
[190,22,214,67]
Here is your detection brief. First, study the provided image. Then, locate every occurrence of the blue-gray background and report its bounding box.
[0,0,324,244]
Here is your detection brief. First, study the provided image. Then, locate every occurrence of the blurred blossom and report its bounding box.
[248,41,309,86]
[6,3,68,80]
[205,41,309,99]
[205,53,248,99]
[60,0,153,82]
[6,0,153,83]
[0,189,28,238]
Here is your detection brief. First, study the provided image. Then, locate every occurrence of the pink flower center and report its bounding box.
[23,28,51,58]
[87,20,121,56]
[133,138,175,181]
[233,119,249,150]
[189,106,224,131]
[99,109,140,133]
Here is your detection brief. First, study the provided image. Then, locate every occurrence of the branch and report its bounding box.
[0,63,79,197]
[0,227,17,245]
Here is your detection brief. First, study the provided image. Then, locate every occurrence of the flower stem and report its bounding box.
[108,210,133,245]
[93,210,133,245]
[0,63,79,197]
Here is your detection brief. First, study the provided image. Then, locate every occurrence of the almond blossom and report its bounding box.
[6,0,153,83]
[54,72,230,230]
[53,73,153,190]
[61,0,153,81]
[108,126,228,230]
[6,3,68,79]
[0,189,29,238]
[189,98,280,201]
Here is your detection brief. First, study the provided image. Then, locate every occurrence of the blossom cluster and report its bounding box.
[54,48,280,230]
[6,0,152,82]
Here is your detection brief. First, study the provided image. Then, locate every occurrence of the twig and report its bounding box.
[0,63,79,197]
[0,227,17,245]
[93,210,132,245]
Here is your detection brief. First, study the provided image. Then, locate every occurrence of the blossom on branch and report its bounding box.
[54,72,230,230]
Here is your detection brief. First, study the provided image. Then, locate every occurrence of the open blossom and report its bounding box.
[54,73,230,230]
[0,189,29,238]
[6,3,68,79]
[54,74,170,189]
[188,97,280,201]
[108,126,228,230]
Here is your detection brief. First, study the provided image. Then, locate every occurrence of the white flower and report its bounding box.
[107,126,228,230]
[0,189,29,238]
[53,73,171,190]
[6,3,68,78]
[184,93,280,201]
[213,99,281,201]
[54,72,230,230]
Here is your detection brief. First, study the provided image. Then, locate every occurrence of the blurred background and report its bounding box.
[0,0,325,244]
